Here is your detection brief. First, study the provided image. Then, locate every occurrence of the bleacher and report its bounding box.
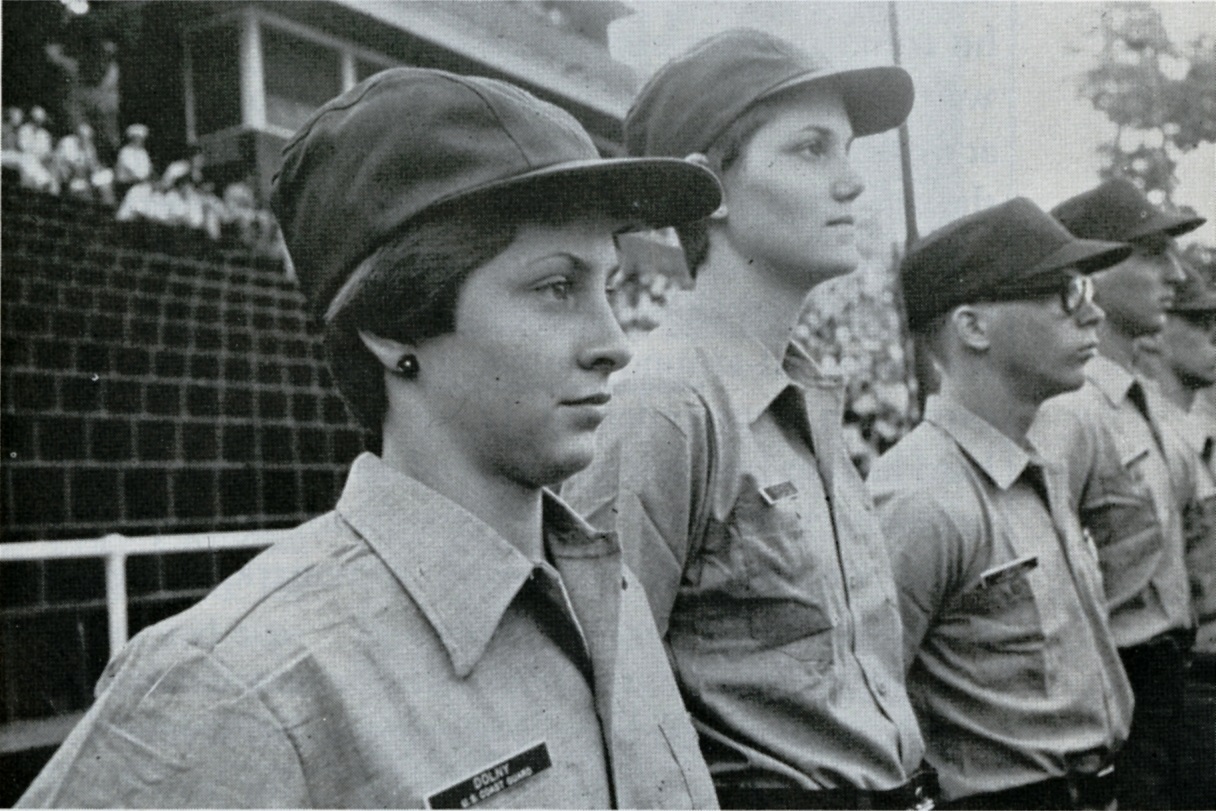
[0,185,365,802]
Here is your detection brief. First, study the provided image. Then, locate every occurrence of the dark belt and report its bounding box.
[716,768,938,810]
[1123,627,1196,655]
[942,766,1115,810]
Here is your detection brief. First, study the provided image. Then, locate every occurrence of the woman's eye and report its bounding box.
[538,278,573,300]
[795,139,828,158]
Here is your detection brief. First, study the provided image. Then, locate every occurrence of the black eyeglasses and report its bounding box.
[989,272,1095,316]
[1061,272,1095,316]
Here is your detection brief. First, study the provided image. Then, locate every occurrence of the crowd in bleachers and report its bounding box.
[2,106,286,263]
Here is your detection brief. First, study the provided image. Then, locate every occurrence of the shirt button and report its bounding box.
[876,682,889,697]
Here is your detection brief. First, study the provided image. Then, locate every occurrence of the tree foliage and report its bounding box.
[1080,2,1216,208]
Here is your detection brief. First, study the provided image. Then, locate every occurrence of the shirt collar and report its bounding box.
[657,298,835,424]
[1086,353,1138,406]
[923,394,1034,490]
[336,453,619,677]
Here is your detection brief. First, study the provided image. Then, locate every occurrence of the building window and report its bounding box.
[190,23,241,136]
[262,26,342,133]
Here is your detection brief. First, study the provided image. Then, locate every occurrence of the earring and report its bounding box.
[396,354,419,379]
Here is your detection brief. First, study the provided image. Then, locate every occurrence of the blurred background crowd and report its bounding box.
[3,102,286,261]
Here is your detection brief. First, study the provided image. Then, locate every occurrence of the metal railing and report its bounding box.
[0,529,295,755]
[0,529,293,655]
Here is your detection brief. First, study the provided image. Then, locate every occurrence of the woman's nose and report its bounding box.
[578,299,632,373]
[831,163,864,203]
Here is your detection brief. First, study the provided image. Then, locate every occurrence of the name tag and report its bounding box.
[979,554,1038,589]
[427,742,551,809]
[760,481,798,505]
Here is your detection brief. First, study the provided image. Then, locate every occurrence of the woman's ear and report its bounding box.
[685,152,728,220]
[357,329,413,372]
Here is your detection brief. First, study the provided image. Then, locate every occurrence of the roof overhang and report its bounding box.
[329,0,635,120]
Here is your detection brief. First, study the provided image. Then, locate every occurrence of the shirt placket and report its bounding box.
[785,366,902,727]
[1024,463,1125,751]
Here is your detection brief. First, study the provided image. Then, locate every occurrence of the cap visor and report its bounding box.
[1129,211,1206,241]
[428,157,722,230]
[761,65,914,136]
[1032,237,1133,276]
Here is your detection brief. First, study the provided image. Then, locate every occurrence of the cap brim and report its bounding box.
[421,157,722,230]
[1031,236,1133,276]
[1128,210,1206,241]
[760,65,914,136]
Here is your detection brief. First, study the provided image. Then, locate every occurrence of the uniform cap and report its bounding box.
[901,197,1132,332]
[271,67,722,320]
[624,28,914,158]
[1051,177,1205,244]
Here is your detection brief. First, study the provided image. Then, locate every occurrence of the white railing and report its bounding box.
[0,529,292,654]
[0,529,293,755]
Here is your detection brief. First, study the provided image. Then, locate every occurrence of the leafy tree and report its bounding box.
[1079,2,1216,209]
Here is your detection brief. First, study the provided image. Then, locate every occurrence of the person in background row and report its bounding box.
[2,106,22,151]
[1,108,29,180]
[15,106,58,194]
[870,198,1135,809]
[1138,266,1216,467]
[1136,267,1216,657]
[52,122,114,205]
[563,28,933,810]
[1030,177,1208,810]
[114,123,152,199]
[115,158,184,225]
[18,66,722,808]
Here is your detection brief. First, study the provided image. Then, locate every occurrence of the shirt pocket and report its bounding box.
[951,571,1048,694]
[729,474,814,590]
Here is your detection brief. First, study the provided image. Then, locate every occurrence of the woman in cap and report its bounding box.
[18,68,721,809]
[563,28,929,809]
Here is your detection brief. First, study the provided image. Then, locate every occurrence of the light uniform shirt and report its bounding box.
[1031,354,1192,647]
[19,453,716,809]
[1151,386,1216,650]
[562,299,924,793]
[1192,390,1216,472]
[869,396,1133,802]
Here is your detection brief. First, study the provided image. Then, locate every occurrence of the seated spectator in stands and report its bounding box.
[1,107,25,180]
[17,106,54,163]
[196,181,226,241]
[2,106,21,151]
[15,106,58,194]
[17,66,721,808]
[222,179,283,258]
[52,122,115,205]
[180,145,223,240]
[115,159,186,225]
[113,123,151,197]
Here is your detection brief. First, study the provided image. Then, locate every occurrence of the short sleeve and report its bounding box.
[869,463,970,671]
[18,634,308,808]
[563,382,712,635]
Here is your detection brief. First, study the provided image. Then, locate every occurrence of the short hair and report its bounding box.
[675,98,783,276]
[914,310,953,367]
[324,208,518,435]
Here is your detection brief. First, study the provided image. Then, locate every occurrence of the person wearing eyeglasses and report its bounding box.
[1029,178,1208,810]
[868,198,1135,809]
